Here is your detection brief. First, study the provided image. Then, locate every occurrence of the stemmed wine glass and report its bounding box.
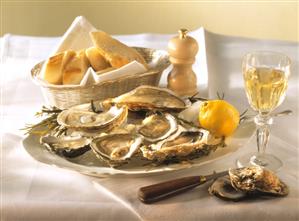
[236,51,291,171]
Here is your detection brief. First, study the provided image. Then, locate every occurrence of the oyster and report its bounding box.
[141,125,222,161]
[229,166,289,196]
[57,106,128,134]
[102,85,190,112]
[40,134,91,158]
[209,166,289,201]
[138,113,178,142]
[90,133,143,162]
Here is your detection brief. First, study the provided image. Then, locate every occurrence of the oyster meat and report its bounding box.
[40,134,91,158]
[102,85,190,112]
[229,166,289,196]
[57,106,128,135]
[141,125,221,161]
[138,113,178,143]
[90,133,143,162]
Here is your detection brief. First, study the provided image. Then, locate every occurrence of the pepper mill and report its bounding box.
[167,28,198,97]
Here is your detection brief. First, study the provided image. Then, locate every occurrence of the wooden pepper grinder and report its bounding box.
[167,28,198,97]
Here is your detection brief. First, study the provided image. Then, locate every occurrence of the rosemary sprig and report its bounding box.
[21,106,63,136]
[216,92,225,100]
[239,108,250,123]
[188,92,208,103]
[91,100,102,113]
[175,115,199,128]
[188,91,225,103]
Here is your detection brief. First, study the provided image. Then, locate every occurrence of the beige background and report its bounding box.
[1,1,298,42]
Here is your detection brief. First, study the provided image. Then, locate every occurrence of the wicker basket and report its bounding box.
[31,47,170,109]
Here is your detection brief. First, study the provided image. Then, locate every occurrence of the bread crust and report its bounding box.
[43,50,76,85]
[90,31,148,69]
[85,47,110,71]
[62,50,90,85]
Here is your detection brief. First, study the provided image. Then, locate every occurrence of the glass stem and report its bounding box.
[256,124,270,155]
[255,114,272,156]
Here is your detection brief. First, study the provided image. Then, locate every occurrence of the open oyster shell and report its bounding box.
[141,125,222,161]
[229,166,289,196]
[40,134,91,158]
[57,106,128,134]
[102,85,191,112]
[138,113,178,143]
[90,133,143,162]
[208,175,247,201]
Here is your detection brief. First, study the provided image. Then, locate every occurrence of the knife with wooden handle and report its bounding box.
[138,170,228,203]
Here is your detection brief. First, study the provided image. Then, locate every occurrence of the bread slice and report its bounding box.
[85,47,110,71]
[62,50,90,85]
[42,50,76,84]
[90,31,148,69]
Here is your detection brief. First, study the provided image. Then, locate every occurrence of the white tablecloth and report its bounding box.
[1,30,299,221]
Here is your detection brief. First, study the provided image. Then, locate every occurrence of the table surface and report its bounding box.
[1,29,299,221]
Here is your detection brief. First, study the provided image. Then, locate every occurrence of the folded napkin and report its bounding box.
[53,16,97,54]
[80,61,147,86]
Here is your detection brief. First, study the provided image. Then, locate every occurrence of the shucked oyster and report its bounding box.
[90,133,143,162]
[138,113,178,143]
[102,85,190,112]
[141,126,222,161]
[57,106,128,134]
[40,134,91,158]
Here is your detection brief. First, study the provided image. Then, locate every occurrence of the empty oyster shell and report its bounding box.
[57,106,128,134]
[229,166,289,196]
[138,113,178,143]
[40,134,91,158]
[102,85,190,112]
[90,133,143,162]
[208,176,247,201]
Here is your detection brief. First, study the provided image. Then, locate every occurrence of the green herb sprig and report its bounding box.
[21,106,63,136]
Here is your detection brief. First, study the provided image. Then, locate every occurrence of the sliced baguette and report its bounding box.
[90,31,148,69]
[42,50,76,85]
[85,47,110,71]
[62,50,90,85]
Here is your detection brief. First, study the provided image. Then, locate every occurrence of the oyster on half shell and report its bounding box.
[102,85,190,112]
[138,113,178,143]
[40,134,91,158]
[90,133,143,162]
[57,106,128,135]
[141,125,222,161]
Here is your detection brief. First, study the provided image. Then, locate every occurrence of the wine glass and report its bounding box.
[236,51,291,171]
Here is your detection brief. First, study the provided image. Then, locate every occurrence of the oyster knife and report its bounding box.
[138,170,228,204]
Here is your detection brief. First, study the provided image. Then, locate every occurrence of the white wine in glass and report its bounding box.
[237,51,291,171]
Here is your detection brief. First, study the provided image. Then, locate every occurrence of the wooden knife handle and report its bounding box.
[138,176,206,204]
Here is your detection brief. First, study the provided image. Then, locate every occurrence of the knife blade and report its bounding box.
[138,170,228,204]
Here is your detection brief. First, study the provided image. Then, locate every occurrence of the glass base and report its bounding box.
[236,153,283,171]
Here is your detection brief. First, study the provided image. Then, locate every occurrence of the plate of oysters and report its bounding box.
[23,27,255,177]
[23,85,255,177]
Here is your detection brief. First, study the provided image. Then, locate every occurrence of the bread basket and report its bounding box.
[31,47,170,109]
